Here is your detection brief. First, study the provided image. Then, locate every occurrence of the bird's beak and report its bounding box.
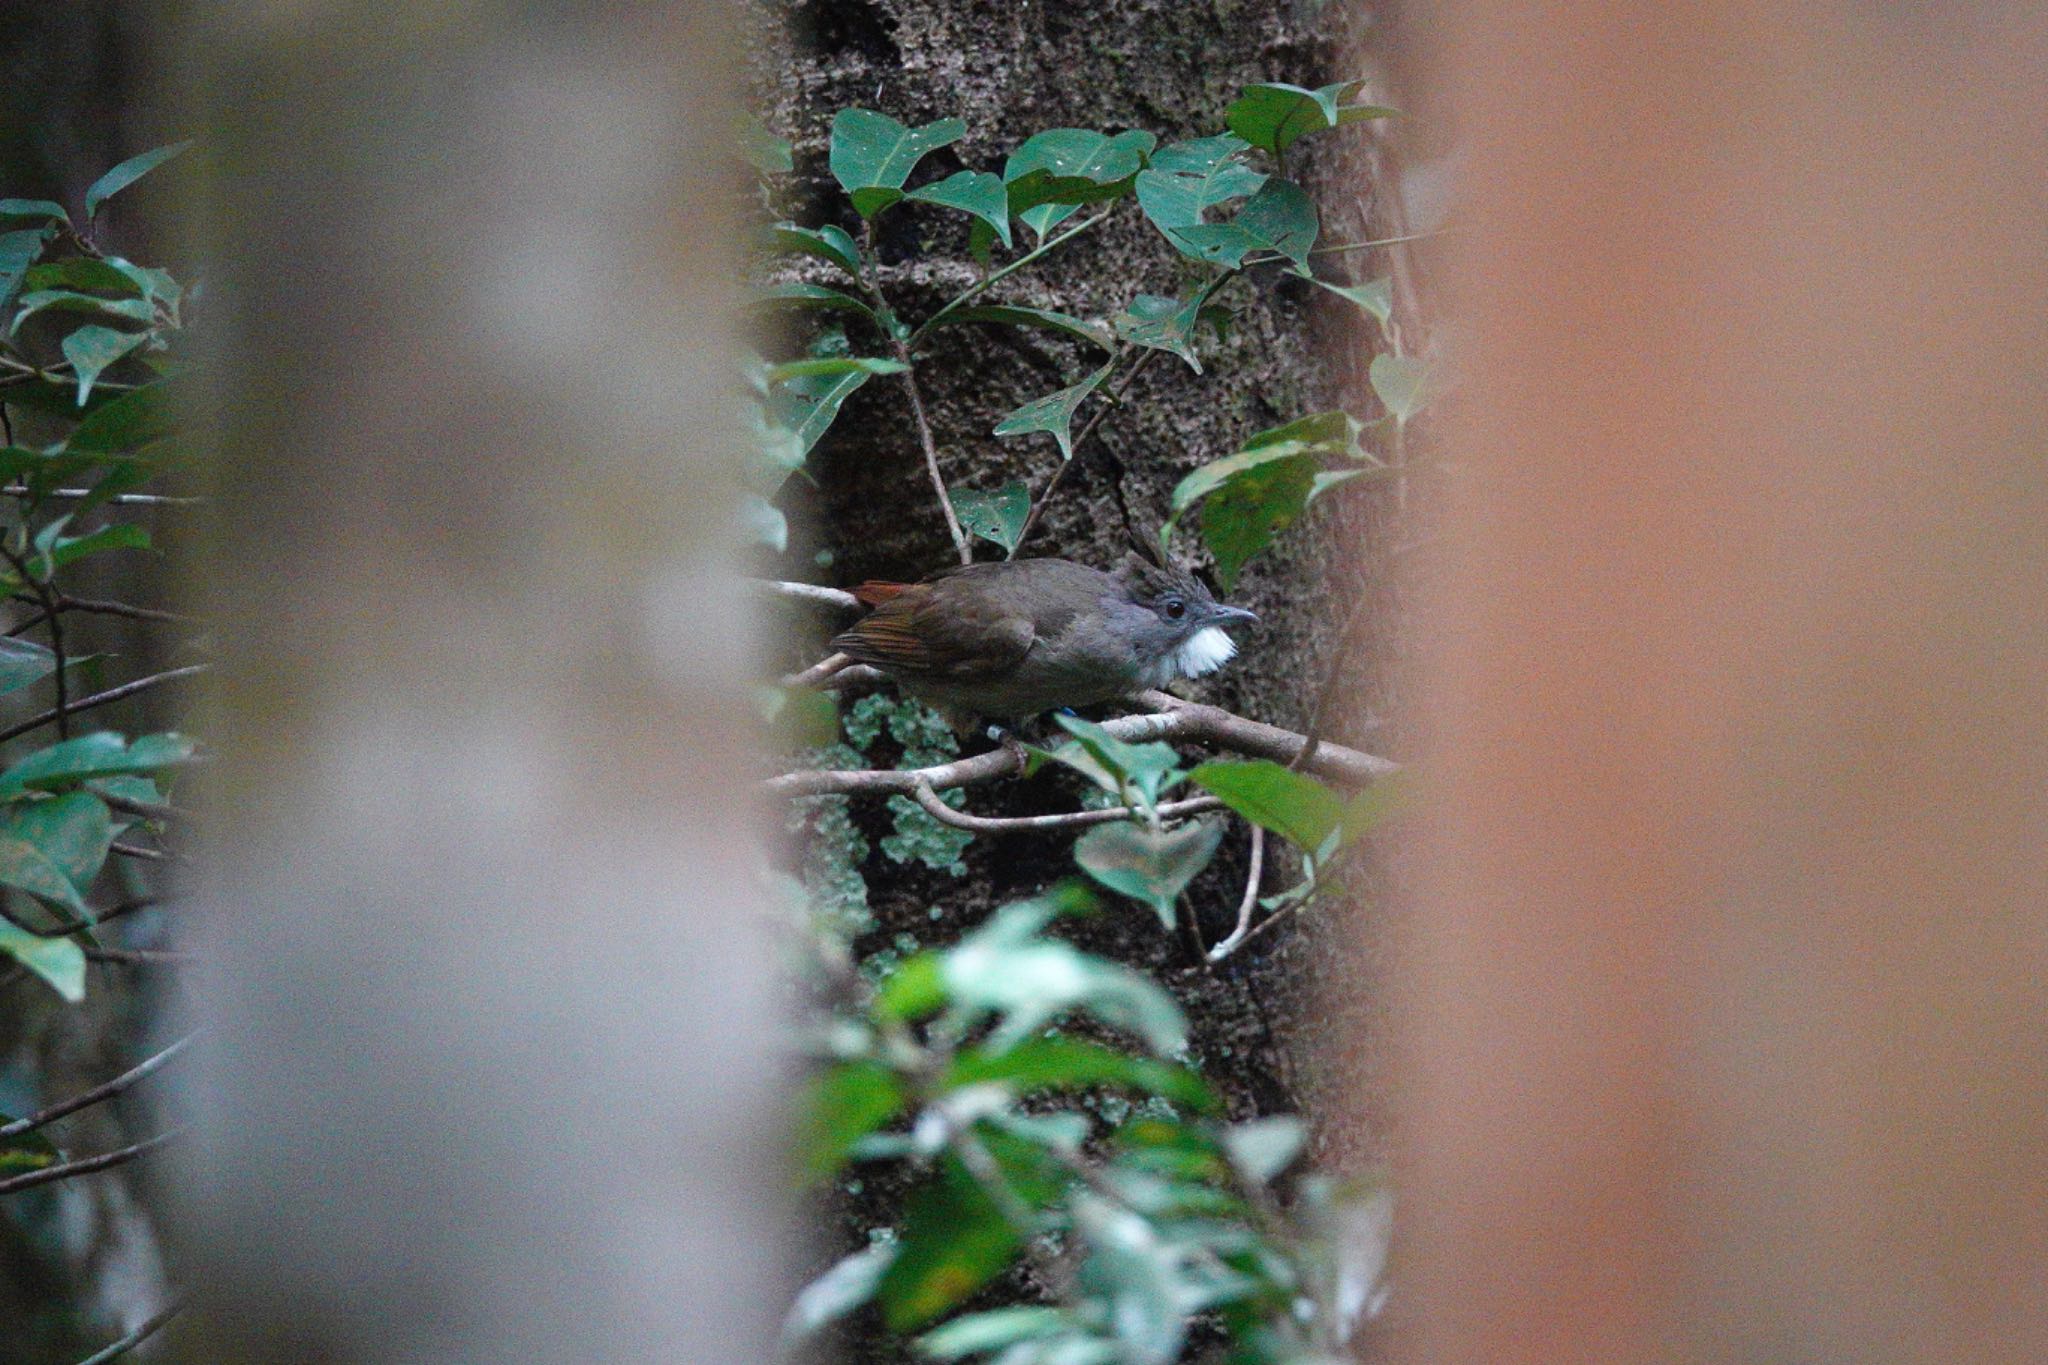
[1212,605,1259,627]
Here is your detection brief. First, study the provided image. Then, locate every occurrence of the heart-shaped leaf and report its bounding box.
[829,109,967,219]
[1074,817,1225,928]
[906,169,1012,249]
[991,362,1114,460]
[950,483,1031,554]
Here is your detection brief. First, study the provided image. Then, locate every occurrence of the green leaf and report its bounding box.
[765,356,907,383]
[0,638,57,698]
[1048,714,1183,807]
[0,920,85,1002]
[1134,136,1266,242]
[830,109,968,219]
[24,258,141,296]
[949,483,1030,554]
[945,1037,1217,1112]
[875,949,949,1023]
[0,200,68,225]
[1244,409,1365,459]
[879,1154,1032,1331]
[1071,1196,1198,1365]
[764,222,862,276]
[1317,275,1393,326]
[0,731,196,799]
[907,170,1013,250]
[1004,128,1157,236]
[927,304,1114,350]
[1189,760,1347,855]
[0,834,89,915]
[84,140,195,219]
[12,289,156,334]
[1111,291,1210,373]
[734,113,793,174]
[1225,82,1397,155]
[0,228,53,313]
[32,523,151,577]
[60,325,149,406]
[1220,1115,1307,1185]
[1166,178,1319,269]
[800,1059,908,1179]
[60,379,180,455]
[942,891,1188,1054]
[1073,818,1225,929]
[991,362,1113,461]
[783,1242,898,1345]
[773,366,879,456]
[917,1307,1076,1361]
[757,280,878,323]
[0,1118,60,1176]
[2,791,114,893]
[1369,352,1429,422]
[1200,453,1318,592]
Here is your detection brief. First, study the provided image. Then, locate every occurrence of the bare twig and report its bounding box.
[1,486,204,507]
[1205,826,1267,962]
[0,542,68,738]
[74,1294,188,1365]
[0,897,160,940]
[0,1033,197,1139]
[781,651,855,690]
[52,593,193,625]
[0,1127,182,1196]
[770,689,1395,798]
[110,841,172,864]
[911,781,1225,833]
[760,580,861,612]
[0,663,208,744]
[860,224,971,565]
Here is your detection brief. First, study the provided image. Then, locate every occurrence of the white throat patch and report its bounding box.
[1173,625,1238,679]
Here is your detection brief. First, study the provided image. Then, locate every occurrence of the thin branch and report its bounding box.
[96,791,186,824]
[0,1033,197,1139]
[1,486,205,507]
[74,1295,188,1365]
[0,1127,182,1196]
[85,947,193,966]
[1205,826,1267,962]
[51,593,194,625]
[769,690,1395,798]
[0,543,68,738]
[781,651,854,690]
[759,580,861,612]
[911,781,1225,833]
[910,208,1117,343]
[0,663,208,744]
[0,897,160,940]
[110,841,172,863]
[860,224,972,565]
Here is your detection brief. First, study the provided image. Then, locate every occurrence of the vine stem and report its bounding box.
[860,223,972,564]
[1006,344,1160,560]
[909,208,1116,344]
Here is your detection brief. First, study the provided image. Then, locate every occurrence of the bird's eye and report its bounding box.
[1163,598,1186,620]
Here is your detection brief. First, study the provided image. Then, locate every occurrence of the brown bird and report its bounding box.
[831,554,1257,722]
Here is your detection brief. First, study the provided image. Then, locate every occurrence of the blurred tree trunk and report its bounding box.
[174,4,783,1360]
[1396,3,2048,1361]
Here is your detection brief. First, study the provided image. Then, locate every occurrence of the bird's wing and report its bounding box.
[831,582,1036,679]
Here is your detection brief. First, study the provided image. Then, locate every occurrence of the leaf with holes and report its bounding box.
[1073,818,1224,929]
[830,109,967,218]
[907,170,1012,249]
[1004,128,1157,236]
[991,361,1113,461]
[1112,291,1211,373]
[1134,136,1266,246]
[950,483,1030,554]
[1167,177,1318,269]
